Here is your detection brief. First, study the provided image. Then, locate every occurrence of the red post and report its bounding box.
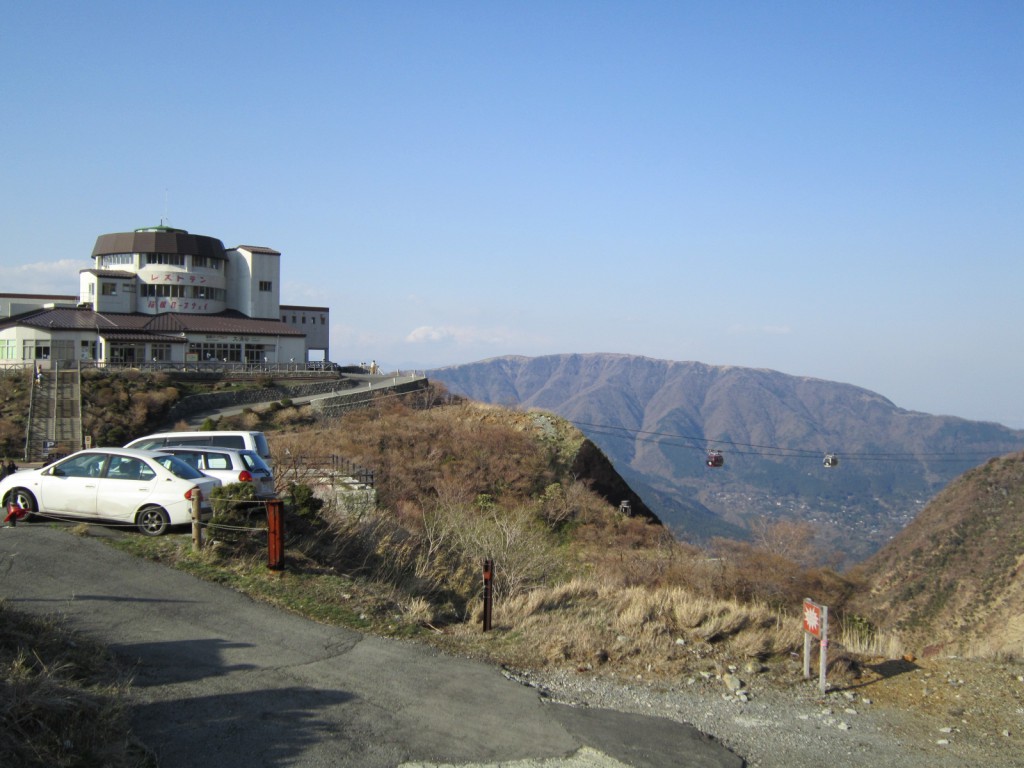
[482,558,493,632]
[267,499,285,571]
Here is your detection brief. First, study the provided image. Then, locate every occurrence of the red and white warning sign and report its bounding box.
[802,597,829,693]
[803,599,823,638]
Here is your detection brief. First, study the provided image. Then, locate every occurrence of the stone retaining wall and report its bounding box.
[312,379,429,418]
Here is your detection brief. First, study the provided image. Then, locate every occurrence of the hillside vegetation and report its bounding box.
[0,367,316,460]
[851,450,1024,657]
[0,370,32,460]
[161,391,861,679]
[431,354,1024,563]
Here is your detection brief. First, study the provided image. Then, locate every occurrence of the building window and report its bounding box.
[0,340,16,360]
[190,286,225,301]
[25,342,50,360]
[259,281,273,292]
[188,255,221,270]
[301,316,306,324]
[145,253,186,267]
[109,343,141,364]
[188,342,243,363]
[142,284,186,298]
[51,340,74,361]
[100,253,134,268]
[321,315,326,324]
[101,283,117,296]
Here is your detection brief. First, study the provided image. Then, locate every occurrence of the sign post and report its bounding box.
[802,598,829,694]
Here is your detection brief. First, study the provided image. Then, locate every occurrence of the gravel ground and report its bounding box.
[506,655,1024,768]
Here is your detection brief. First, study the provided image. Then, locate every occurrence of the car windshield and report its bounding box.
[153,454,206,480]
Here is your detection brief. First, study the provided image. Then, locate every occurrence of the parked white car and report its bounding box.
[153,446,277,499]
[0,448,221,535]
[125,430,272,466]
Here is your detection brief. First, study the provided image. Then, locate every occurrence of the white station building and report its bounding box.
[0,225,329,368]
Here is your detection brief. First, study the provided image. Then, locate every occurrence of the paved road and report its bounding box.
[183,373,427,426]
[0,525,743,768]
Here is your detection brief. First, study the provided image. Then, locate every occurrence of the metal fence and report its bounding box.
[285,455,376,487]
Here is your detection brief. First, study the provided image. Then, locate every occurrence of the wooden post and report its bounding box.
[191,488,203,551]
[482,558,493,632]
[803,629,812,680]
[818,605,829,695]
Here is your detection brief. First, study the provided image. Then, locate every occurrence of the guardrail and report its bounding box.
[283,455,375,487]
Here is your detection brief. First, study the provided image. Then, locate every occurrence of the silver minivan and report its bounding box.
[125,431,272,467]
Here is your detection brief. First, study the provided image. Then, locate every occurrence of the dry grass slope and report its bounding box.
[0,597,150,768]
[245,393,865,679]
[852,450,1024,657]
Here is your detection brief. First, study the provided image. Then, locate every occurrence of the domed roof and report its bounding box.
[91,226,226,260]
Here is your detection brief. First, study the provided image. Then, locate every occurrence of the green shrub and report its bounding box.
[288,483,324,519]
[209,483,262,548]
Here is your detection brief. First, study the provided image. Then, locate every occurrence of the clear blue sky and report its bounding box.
[3,2,1022,426]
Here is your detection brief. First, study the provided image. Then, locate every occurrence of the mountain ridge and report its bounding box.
[430,353,1024,563]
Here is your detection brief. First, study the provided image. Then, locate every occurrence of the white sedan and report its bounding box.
[0,448,221,535]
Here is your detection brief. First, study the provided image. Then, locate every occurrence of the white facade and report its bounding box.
[226,246,281,319]
[280,305,330,360]
[0,226,327,368]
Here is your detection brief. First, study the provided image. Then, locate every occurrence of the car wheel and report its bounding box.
[136,506,171,536]
[4,489,38,521]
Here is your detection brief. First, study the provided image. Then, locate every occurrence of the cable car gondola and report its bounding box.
[823,452,839,468]
[706,450,724,468]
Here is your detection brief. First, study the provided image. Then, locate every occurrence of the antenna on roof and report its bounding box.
[161,189,170,227]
